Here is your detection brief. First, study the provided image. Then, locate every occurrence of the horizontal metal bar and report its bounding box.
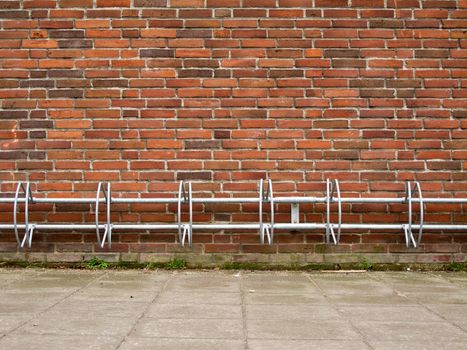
[112,198,179,204]
[1,197,466,204]
[1,224,466,231]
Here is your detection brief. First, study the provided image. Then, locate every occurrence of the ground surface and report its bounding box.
[0,269,467,349]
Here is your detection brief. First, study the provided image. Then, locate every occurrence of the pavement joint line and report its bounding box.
[239,271,249,350]
[0,269,109,343]
[368,272,467,336]
[306,272,375,350]
[114,271,173,350]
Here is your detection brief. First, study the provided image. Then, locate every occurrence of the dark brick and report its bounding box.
[177,171,212,181]
[49,30,85,39]
[370,20,404,28]
[0,10,28,17]
[0,111,28,119]
[134,0,167,6]
[269,69,304,78]
[178,69,213,78]
[58,40,92,48]
[214,130,231,139]
[93,79,128,88]
[30,70,47,78]
[29,131,47,138]
[185,140,219,149]
[324,49,360,58]
[350,79,384,88]
[48,70,83,78]
[20,80,55,88]
[214,70,231,78]
[387,79,422,88]
[140,49,174,58]
[415,50,449,58]
[176,29,212,38]
[332,59,366,68]
[20,120,54,129]
[427,161,462,170]
[0,151,27,159]
[29,151,46,160]
[30,110,46,119]
[49,89,83,98]
[360,89,395,98]
[184,59,219,68]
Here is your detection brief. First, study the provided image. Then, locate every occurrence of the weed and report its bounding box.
[447,262,466,272]
[86,257,109,270]
[356,257,373,271]
[165,258,187,270]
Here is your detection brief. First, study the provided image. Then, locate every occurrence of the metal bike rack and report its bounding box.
[0,179,466,249]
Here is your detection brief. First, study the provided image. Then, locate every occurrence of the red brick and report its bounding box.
[0,0,465,260]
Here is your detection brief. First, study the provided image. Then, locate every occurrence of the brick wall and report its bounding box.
[0,0,466,265]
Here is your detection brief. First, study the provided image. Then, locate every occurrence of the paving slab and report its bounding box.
[248,339,370,350]
[245,304,340,320]
[336,305,443,322]
[352,320,467,342]
[15,313,137,336]
[0,269,466,350]
[369,341,467,350]
[146,303,242,319]
[132,318,244,339]
[0,334,121,350]
[158,291,242,305]
[247,319,361,340]
[119,338,244,350]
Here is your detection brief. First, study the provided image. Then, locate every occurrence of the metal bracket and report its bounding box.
[291,203,299,224]
[177,181,192,247]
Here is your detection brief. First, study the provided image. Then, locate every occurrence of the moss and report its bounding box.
[221,262,267,270]
[0,259,465,272]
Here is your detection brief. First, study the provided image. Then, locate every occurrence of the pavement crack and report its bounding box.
[369,272,467,336]
[0,269,108,341]
[114,271,172,350]
[239,271,249,350]
[306,272,375,350]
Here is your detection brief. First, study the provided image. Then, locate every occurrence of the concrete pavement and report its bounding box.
[0,268,467,349]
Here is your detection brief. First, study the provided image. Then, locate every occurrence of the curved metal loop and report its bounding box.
[95,182,112,248]
[177,180,184,244]
[267,179,275,245]
[95,182,102,246]
[333,179,342,243]
[188,181,193,247]
[405,181,424,248]
[178,181,193,247]
[259,179,264,244]
[325,179,336,244]
[258,179,275,245]
[13,182,33,248]
[414,181,424,245]
[106,182,112,247]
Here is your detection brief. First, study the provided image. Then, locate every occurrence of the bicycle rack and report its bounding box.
[0,179,466,249]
